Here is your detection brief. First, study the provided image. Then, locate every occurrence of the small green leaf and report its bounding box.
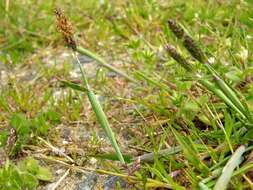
[45,109,61,124]
[10,113,30,135]
[21,172,39,189]
[0,129,8,147]
[36,167,53,181]
[19,157,39,174]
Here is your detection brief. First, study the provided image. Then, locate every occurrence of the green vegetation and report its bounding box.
[1,0,253,189]
[0,158,52,190]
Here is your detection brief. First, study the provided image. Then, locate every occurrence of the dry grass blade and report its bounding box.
[137,145,181,162]
[35,154,172,189]
[51,169,70,190]
[214,145,246,190]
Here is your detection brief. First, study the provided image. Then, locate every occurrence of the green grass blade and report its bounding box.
[134,71,171,92]
[138,146,181,162]
[199,182,211,190]
[171,127,209,174]
[198,79,246,119]
[72,52,125,164]
[232,163,253,177]
[92,153,132,163]
[60,80,87,92]
[212,75,248,118]
[203,64,249,119]
[76,46,137,83]
[87,90,125,164]
[214,145,246,190]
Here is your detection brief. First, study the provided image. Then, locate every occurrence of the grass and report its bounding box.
[1,0,253,189]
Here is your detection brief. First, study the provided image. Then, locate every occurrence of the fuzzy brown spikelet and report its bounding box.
[168,19,206,63]
[55,8,77,50]
[183,34,206,63]
[165,44,192,71]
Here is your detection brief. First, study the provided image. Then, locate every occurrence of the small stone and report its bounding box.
[103,176,127,190]
[76,172,98,190]
[77,55,93,64]
[89,158,97,165]
[106,71,117,78]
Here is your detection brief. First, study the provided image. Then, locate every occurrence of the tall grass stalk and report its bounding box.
[76,46,137,83]
[73,53,125,164]
[55,8,125,164]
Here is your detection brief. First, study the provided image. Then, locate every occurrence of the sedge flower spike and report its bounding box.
[55,8,77,50]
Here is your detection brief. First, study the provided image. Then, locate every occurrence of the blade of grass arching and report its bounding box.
[73,53,125,164]
[171,127,209,175]
[212,75,248,119]
[214,145,246,190]
[199,168,222,190]
[92,153,132,163]
[134,71,171,92]
[76,46,137,83]
[153,156,186,190]
[198,79,246,119]
[146,159,186,190]
[60,80,87,92]
[232,163,253,177]
[137,145,181,162]
[203,63,248,119]
[87,90,125,164]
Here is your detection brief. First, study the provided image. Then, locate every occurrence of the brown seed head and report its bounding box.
[168,19,184,39]
[54,8,77,50]
[165,44,192,71]
[183,34,206,63]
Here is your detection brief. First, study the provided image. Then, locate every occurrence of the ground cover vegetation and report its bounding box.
[0,0,253,189]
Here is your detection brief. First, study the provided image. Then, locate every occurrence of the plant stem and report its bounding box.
[76,46,137,83]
